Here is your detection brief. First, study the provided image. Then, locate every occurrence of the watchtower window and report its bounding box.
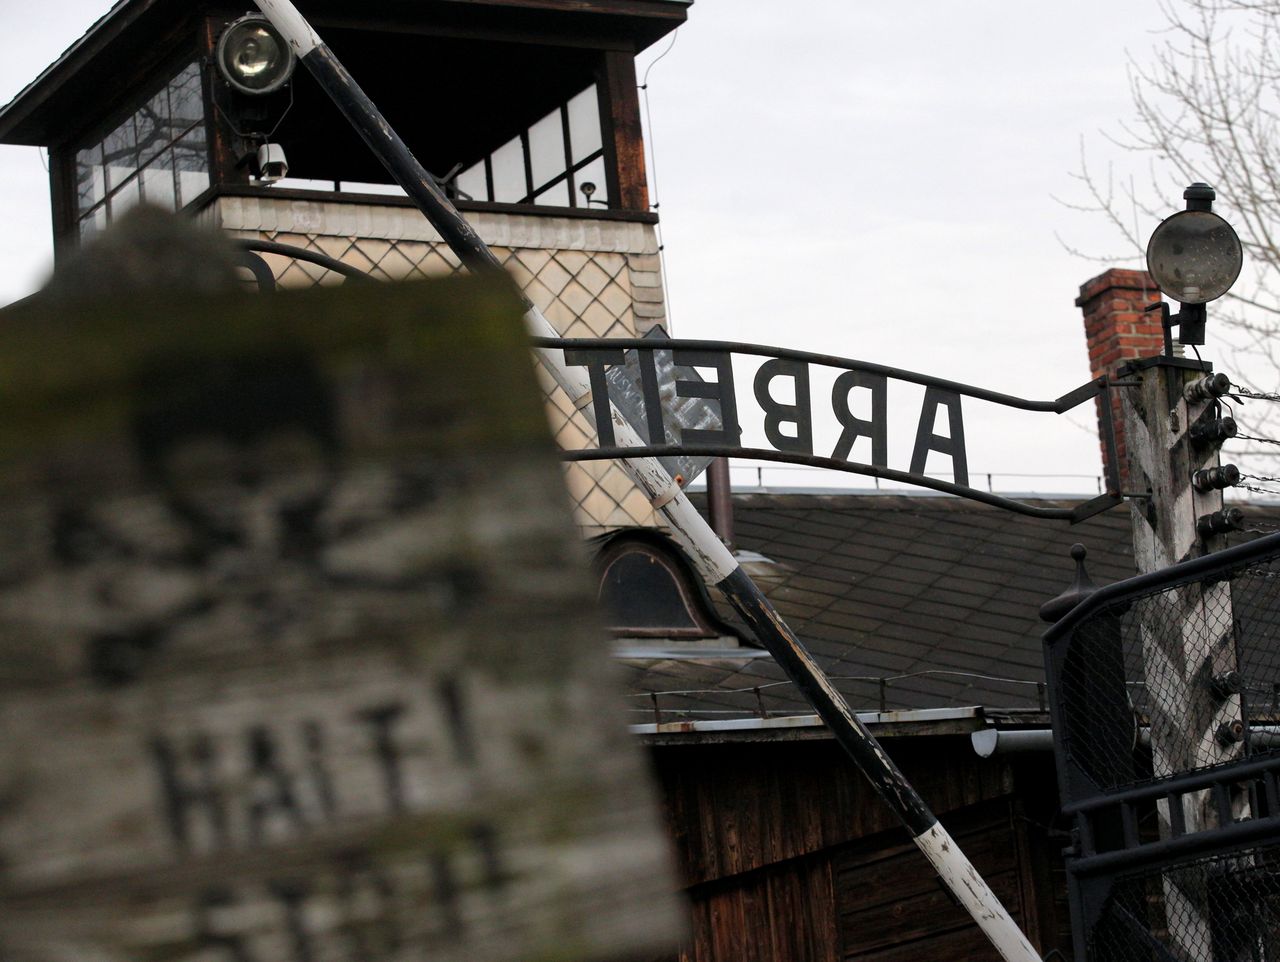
[74,61,209,240]
[0,2,683,251]
[452,84,606,209]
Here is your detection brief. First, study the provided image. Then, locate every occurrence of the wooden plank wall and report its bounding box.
[650,736,1075,962]
[836,800,1026,962]
[653,737,1014,887]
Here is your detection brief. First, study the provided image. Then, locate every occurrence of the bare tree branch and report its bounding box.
[1062,0,1280,467]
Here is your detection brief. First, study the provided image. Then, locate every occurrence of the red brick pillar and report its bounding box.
[1075,269,1164,487]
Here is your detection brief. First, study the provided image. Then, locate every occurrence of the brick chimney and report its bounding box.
[1075,268,1164,486]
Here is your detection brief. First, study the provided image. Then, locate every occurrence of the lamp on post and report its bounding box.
[214,14,297,184]
[1144,183,1243,347]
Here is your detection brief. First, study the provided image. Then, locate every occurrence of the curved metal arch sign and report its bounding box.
[532,336,1124,524]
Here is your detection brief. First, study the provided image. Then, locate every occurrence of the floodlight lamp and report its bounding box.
[1145,208,1242,306]
[216,15,296,96]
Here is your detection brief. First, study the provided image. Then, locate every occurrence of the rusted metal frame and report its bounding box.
[560,102,576,207]
[533,335,1109,413]
[519,128,535,200]
[1095,375,1124,499]
[567,444,1116,522]
[706,457,733,545]
[250,5,1041,957]
[232,238,371,282]
[595,49,647,211]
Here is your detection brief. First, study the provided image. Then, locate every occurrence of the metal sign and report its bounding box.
[602,326,721,484]
[540,336,1125,523]
[0,278,682,962]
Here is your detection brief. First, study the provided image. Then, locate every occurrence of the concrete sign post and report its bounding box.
[0,276,682,962]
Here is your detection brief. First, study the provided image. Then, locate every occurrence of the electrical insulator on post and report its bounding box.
[1209,666,1246,701]
[1215,719,1245,747]
[1197,507,1245,539]
[1189,415,1237,448]
[1192,464,1241,492]
[1184,372,1233,403]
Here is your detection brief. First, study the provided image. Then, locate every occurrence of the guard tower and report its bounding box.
[0,0,689,537]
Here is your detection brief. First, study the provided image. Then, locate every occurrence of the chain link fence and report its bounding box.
[1056,547,1280,796]
[1044,533,1280,962]
[1087,842,1280,962]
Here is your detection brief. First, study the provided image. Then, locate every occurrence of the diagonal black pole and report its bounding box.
[251,4,1041,958]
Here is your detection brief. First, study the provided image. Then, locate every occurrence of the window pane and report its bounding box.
[76,143,106,217]
[339,181,407,196]
[173,130,209,207]
[102,115,138,192]
[168,62,204,127]
[454,162,487,202]
[567,85,603,165]
[79,203,107,240]
[532,178,570,207]
[489,136,525,203]
[111,176,141,217]
[576,155,609,208]
[140,150,177,210]
[528,107,565,195]
[134,88,166,169]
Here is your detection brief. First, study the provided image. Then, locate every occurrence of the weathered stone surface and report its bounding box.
[0,275,681,962]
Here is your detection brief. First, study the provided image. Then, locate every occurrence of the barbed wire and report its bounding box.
[628,668,1048,702]
[627,675,1280,717]
[1245,519,1280,534]
[1236,473,1280,496]
[1239,483,1280,497]
[1232,387,1280,402]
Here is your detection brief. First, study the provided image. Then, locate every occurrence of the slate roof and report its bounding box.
[618,491,1280,724]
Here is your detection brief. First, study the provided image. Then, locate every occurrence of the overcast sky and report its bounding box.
[0,0,1229,493]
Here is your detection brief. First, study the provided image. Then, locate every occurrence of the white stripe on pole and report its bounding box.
[915,822,1042,961]
[255,0,321,56]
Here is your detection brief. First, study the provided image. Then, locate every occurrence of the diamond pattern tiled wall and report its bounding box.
[209,196,667,537]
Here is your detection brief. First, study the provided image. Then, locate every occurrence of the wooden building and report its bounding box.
[616,492,1280,961]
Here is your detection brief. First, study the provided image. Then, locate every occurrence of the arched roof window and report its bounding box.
[594,530,743,642]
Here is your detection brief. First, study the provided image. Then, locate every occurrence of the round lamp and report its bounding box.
[216,15,296,96]
[1145,209,1242,305]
